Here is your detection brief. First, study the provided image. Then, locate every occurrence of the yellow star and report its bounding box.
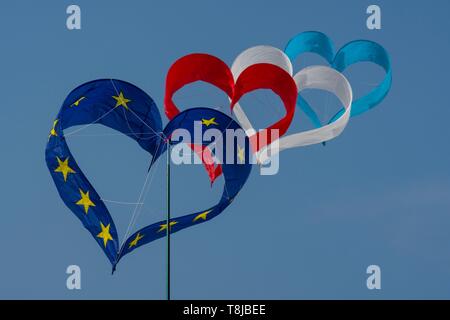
[158,221,178,233]
[193,210,212,222]
[48,119,59,140]
[97,222,113,247]
[54,157,76,182]
[201,117,219,127]
[129,232,144,248]
[76,189,95,214]
[237,145,245,164]
[112,92,131,110]
[70,96,86,107]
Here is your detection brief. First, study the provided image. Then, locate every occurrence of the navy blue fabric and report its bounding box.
[45,79,163,264]
[115,108,252,270]
[46,81,251,271]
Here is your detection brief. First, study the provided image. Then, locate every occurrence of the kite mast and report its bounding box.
[166,139,171,301]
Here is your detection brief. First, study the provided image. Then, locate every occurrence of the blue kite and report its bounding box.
[45,79,251,271]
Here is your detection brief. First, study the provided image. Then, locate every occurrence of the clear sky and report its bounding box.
[1,0,450,299]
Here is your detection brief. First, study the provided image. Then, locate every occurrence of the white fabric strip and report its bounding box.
[258,65,353,163]
[231,46,293,137]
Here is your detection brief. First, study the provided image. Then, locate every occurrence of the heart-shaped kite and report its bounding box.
[164,53,298,182]
[46,79,251,271]
[230,45,353,163]
[284,31,392,127]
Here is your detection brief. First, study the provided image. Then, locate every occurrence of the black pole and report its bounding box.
[166,139,171,301]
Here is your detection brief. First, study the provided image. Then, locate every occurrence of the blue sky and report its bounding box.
[1,0,450,299]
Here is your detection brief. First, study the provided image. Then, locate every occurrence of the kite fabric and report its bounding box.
[45,79,163,264]
[44,31,392,272]
[231,46,293,137]
[164,51,298,154]
[46,81,251,270]
[164,53,297,182]
[231,62,298,151]
[164,53,235,184]
[258,65,353,163]
[165,53,235,119]
[230,46,352,163]
[284,31,392,127]
[114,107,252,269]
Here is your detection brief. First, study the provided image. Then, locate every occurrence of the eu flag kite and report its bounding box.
[46,79,251,271]
[45,79,163,265]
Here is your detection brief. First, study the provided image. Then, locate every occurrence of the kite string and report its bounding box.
[65,79,166,140]
[54,79,169,263]
[100,198,145,205]
[128,107,166,139]
[117,137,165,258]
[119,145,163,257]
[64,107,117,137]
[63,79,167,257]
[107,79,169,256]
[125,149,163,238]
[64,79,163,139]
[108,79,168,252]
[117,164,153,253]
[110,79,166,140]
